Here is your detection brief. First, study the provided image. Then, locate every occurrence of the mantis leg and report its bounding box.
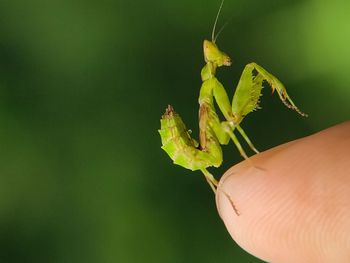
[226,130,249,160]
[251,62,307,116]
[207,114,251,161]
[210,118,230,145]
[221,122,249,160]
[209,77,260,154]
[203,167,241,216]
[210,77,254,156]
[236,125,259,154]
[210,77,235,121]
[201,168,240,216]
[232,63,307,124]
[201,168,218,193]
[231,64,264,124]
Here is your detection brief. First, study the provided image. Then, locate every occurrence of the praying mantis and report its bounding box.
[159,0,307,194]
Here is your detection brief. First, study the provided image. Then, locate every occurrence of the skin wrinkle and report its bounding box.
[216,121,350,262]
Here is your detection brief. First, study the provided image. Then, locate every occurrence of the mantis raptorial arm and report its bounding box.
[232,62,308,124]
[200,72,259,157]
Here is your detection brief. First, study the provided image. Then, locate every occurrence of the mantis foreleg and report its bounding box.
[210,77,259,156]
[232,63,307,125]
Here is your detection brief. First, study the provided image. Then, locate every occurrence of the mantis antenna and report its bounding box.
[211,0,225,43]
[213,17,231,43]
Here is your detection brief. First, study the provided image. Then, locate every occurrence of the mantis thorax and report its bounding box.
[201,63,216,81]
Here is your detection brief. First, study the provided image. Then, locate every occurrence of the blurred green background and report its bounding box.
[0,0,349,262]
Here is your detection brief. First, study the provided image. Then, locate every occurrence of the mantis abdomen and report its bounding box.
[159,105,222,171]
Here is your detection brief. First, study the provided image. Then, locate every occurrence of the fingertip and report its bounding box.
[216,163,265,219]
[215,121,350,262]
[216,163,273,260]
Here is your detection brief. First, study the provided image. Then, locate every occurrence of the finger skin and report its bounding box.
[216,121,350,262]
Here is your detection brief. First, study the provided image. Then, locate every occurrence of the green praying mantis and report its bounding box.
[159,0,307,195]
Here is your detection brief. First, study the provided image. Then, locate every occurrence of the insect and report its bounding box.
[159,0,307,195]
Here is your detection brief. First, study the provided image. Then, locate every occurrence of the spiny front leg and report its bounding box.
[207,77,259,157]
[231,62,308,125]
[231,64,263,124]
[251,62,308,117]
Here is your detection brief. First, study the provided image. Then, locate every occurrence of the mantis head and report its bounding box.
[204,0,232,68]
[203,39,232,67]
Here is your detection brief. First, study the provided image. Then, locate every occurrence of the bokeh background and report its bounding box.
[0,0,349,262]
